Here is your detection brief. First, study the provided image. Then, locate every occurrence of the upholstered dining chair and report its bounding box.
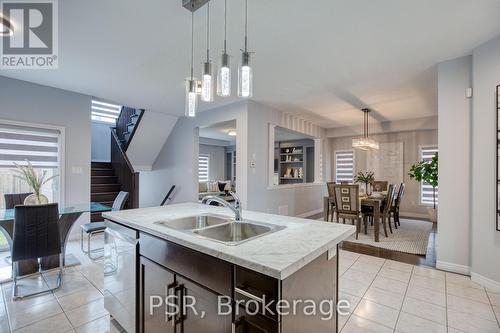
[372,181,389,192]
[332,184,362,239]
[326,182,336,222]
[12,203,63,299]
[391,183,405,229]
[80,191,129,260]
[4,193,32,209]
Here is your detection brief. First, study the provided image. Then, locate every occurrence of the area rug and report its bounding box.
[342,219,433,255]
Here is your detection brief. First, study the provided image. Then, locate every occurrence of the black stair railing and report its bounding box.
[115,107,144,151]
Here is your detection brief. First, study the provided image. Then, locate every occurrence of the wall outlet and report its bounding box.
[278,205,289,216]
[71,166,83,174]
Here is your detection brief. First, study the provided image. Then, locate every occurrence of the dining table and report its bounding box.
[324,194,386,242]
[0,202,111,276]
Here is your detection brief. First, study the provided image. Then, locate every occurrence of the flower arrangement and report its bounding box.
[355,171,375,185]
[12,160,58,204]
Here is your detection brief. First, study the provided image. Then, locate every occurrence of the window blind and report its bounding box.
[335,151,354,183]
[421,147,438,205]
[198,155,209,182]
[0,124,60,169]
[91,99,121,124]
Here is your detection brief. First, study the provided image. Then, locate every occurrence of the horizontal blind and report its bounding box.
[198,155,209,182]
[0,125,60,169]
[335,151,354,183]
[91,99,121,124]
[421,147,438,205]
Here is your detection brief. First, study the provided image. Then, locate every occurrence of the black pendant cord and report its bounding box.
[223,0,227,53]
[206,2,210,62]
[190,11,194,80]
[244,0,248,52]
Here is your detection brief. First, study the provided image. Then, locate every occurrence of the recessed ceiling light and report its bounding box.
[227,130,237,136]
[0,14,14,37]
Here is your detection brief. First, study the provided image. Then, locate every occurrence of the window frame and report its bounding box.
[418,145,438,206]
[198,154,210,182]
[334,149,355,184]
[0,118,66,206]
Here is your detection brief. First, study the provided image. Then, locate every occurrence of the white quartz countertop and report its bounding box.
[103,203,355,280]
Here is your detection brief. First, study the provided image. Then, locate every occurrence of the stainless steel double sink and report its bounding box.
[154,214,285,245]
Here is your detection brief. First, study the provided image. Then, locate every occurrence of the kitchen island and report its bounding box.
[102,202,355,333]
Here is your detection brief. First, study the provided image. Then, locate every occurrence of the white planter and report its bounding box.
[427,207,438,223]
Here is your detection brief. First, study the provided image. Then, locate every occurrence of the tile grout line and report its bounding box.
[343,255,399,332]
[485,290,500,328]
[0,283,12,333]
[391,265,413,333]
[444,273,448,333]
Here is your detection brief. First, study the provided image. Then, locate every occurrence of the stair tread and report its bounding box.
[126,122,134,127]
[92,191,119,195]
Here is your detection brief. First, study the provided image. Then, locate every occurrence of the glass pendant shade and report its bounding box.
[238,52,253,98]
[201,62,213,102]
[217,53,231,97]
[352,137,379,151]
[185,78,198,117]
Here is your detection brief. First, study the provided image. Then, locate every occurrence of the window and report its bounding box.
[420,146,438,206]
[335,151,354,183]
[198,155,209,182]
[91,99,121,124]
[0,123,62,209]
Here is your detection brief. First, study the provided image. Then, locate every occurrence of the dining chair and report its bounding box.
[326,182,336,222]
[4,193,32,209]
[372,181,389,192]
[80,191,129,260]
[362,184,395,238]
[12,203,63,299]
[332,184,362,239]
[391,183,405,229]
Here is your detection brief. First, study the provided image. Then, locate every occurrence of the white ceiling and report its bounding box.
[199,119,236,144]
[1,0,500,128]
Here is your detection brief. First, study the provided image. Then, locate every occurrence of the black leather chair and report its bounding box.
[80,191,129,260]
[12,203,63,299]
[4,193,32,209]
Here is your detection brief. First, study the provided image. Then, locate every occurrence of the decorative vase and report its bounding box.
[366,183,373,196]
[24,193,49,205]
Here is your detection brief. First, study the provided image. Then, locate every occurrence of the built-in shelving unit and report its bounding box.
[278,143,307,184]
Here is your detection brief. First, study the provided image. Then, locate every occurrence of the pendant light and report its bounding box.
[238,0,253,98]
[217,0,231,97]
[352,108,379,151]
[201,2,213,102]
[185,11,198,117]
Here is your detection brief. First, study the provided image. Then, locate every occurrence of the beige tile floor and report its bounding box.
[0,241,499,332]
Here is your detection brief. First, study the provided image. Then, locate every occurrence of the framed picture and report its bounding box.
[497,85,500,231]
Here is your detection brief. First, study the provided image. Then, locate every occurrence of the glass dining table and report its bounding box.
[0,202,111,277]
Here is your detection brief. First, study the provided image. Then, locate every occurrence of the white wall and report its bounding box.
[470,36,500,289]
[91,122,111,162]
[139,102,248,208]
[329,129,438,218]
[436,55,472,274]
[0,76,92,239]
[199,144,226,181]
[246,101,328,217]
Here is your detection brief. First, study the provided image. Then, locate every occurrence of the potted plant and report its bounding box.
[409,153,438,222]
[355,171,375,195]
[12,160,58,205]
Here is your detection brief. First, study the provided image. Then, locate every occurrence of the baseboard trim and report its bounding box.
[436,261,471,275]
[471,272,500,292]
[297,208,324,219]
[400,211,430,221]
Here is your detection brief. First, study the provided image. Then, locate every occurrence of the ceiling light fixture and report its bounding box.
[185,10,198,117]
[201,2,213,102]
[227,130,237,136]
[352,108,379,151]
[216,0,231,97]
[0,14,14,37]
[238,0,253,98]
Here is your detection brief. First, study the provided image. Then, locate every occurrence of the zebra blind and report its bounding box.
[421,146,438,205]
[335,151,354,183]
[198,155,209,182]
[91,99,121,124]
[0,124,60,169]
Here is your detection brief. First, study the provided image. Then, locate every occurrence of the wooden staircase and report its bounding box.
[90,161,121,221]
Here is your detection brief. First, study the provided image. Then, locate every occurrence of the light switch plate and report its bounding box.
[71,166,83,174]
